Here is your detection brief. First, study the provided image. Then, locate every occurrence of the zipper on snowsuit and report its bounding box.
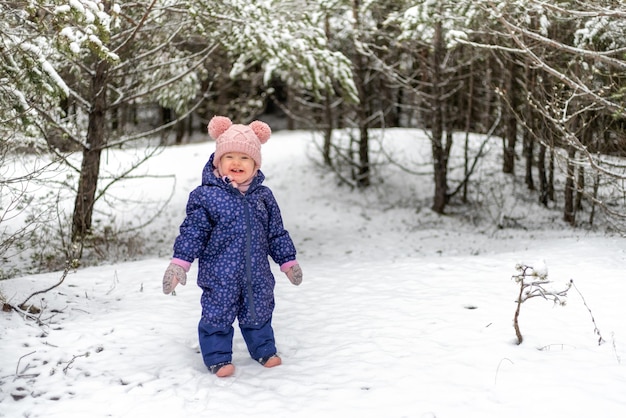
[241,194,257,322]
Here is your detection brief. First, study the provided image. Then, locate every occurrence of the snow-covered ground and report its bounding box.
[1,128,625,418]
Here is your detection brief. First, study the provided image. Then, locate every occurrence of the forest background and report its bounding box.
[2,0,626,282]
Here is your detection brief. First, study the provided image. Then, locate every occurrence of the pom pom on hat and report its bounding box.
[208,116,232,139]
[249,120,271,144]
[208,116,271,169]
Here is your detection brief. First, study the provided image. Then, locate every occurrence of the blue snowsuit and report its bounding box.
[173,153,297,368]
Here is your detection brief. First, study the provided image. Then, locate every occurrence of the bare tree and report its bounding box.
[496,1,626,227]
[0,134,61,278]
[3,1,216,244]
[451,0,626,228]
[63,2,222,241]
[0,0,115,276]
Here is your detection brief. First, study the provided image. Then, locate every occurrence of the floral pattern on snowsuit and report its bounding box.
[173,153,296,329]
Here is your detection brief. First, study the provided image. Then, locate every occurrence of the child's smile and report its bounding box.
[219,152,256,184]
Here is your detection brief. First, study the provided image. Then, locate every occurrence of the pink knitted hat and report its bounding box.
[208,116,271,169]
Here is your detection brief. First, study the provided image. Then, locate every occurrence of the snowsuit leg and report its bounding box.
[239,317,277,361]
[197,283,240,368]
[198,321,234,368]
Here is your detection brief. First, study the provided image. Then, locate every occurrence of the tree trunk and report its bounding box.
[322,90,333,167]
[548,140,555,202]
[524,129,534,190]
[463,59,475,203]
[537,142,548,206]
[175,115,185,145]
[431,21,448,214]
[589,173,599,225]
[575,126,593,211]
[523,62,534,190]
[563,145,576,225]
[575,165,585,211]
[503,60,518,174]
[322,14,333,167]
[352,0,370,188]
[481,56,494,135]
[356,119,370,187]
[72,58,108,241]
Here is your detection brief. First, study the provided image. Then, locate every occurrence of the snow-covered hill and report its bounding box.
[1,129,625,418]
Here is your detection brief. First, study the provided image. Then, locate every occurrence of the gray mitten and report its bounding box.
[163,263,187,294]
[285,264,303,286]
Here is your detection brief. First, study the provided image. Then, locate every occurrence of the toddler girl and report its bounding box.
[162,116,302,377]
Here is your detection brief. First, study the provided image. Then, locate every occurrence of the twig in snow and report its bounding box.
[611,333,621,364]
[106,271,119,295]
[570,280,605,346]
[15,351,36,376]
[19,259,79,308]
[494,358,514,385]
[62,352,90,374]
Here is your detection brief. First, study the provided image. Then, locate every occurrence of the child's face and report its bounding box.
[219,152,256,184]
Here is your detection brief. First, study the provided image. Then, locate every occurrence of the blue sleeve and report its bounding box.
[172,187,213,263]
[264,189,297,266]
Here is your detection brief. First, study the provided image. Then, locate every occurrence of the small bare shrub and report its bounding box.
[511,263,571,345]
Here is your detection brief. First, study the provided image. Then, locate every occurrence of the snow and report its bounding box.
[1,128,626,418]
